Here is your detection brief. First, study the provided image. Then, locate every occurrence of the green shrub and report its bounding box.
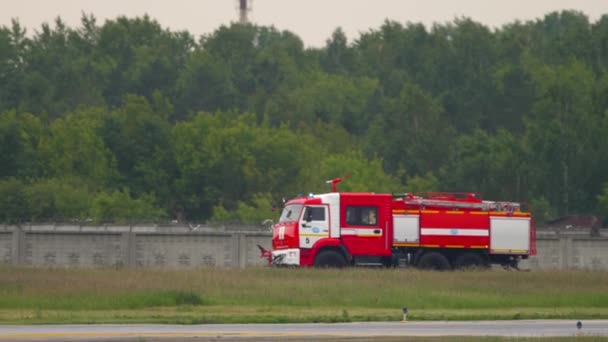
[0,178,29,223]
[91,189,166,223]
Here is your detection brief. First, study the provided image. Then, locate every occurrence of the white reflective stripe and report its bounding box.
[490,216,531,221]
[341,228,381,236]
[421,228,489,236]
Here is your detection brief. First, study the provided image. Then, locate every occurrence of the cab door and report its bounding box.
[340,194,392,256]
[299,205,329,248]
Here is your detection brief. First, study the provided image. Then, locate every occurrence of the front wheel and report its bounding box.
[314,250,347,268]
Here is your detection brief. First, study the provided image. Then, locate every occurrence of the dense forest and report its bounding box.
[1,11,608,225]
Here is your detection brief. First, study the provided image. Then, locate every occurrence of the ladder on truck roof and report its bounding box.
[393,192,522,212]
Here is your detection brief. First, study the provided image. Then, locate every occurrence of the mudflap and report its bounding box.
[502,257,531,272]
[257,244,273,265]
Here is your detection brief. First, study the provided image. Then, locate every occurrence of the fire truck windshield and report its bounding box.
[278,204,303,223]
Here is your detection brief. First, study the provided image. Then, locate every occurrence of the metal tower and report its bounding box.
[238,0,251,24]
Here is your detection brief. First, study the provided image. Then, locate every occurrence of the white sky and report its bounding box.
[2,0,608,47]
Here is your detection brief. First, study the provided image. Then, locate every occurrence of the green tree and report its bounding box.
[404,172,440,194]
[491,58,536,133]
[304,151,403,194]
[201,24,259,111]
[440,129,525,201]
[251,28,304,93]
[598,183,608,215]
[172,112,319,221]
[320,27,354,74]
[90,189,165,224]
[0,178,29,223]
[532,11,593,65]
[523,60,600,214]
[367,81,454,177]
[530,196,556,225]
[174,50,236,117]
[211,193,277,225]
[25,177,92,222]
[436,18,498,132]
[102,94,175,208]
[352,21,428,84]
[19,17,107,118]
[0,20,27,112]
[0,111,44,179]
[591,14,608,72]
[41,107,117,187]
[97,15,194,107]
[265,72,377,134]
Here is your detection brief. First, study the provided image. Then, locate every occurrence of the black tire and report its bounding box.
[453,252,488,270]
[314,250,347,268]
[417,252,451,271]
[382,255,399,268]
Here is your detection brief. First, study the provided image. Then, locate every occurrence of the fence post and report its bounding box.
[121,227,136,268]
[564,236,573,269]
[12,225,24,265]
[239,233,248,268]
[231,233,243,268]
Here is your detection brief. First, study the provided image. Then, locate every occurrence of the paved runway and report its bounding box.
[1,320,607,341]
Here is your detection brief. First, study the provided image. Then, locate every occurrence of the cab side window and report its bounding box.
[304,207,325,221]
[346,206,378,226]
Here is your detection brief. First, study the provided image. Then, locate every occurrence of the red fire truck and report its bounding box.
[260,179,535,270]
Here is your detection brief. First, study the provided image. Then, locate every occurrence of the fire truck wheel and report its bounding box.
[453,252,488,270]
[314,250,347,268]
[417,252,451,271]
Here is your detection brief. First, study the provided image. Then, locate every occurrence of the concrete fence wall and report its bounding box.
[0,224,271,268]
[520,230,608,271]
[1,224,607,270]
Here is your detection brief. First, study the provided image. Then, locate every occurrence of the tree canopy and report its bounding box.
[1,11,607,224]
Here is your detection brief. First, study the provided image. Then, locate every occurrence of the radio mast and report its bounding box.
[238,0,251,24]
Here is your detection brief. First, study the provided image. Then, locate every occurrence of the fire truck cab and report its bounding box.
[271,192,393,267]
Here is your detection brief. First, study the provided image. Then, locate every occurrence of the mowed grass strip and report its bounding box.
[1,265,607,323]
[1,306,607,325]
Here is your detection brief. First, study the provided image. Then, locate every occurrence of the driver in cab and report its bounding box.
[363,210,377,225]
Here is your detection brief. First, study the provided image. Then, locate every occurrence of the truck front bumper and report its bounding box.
[271,248,300,266]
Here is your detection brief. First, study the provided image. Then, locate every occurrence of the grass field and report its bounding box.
[0,265,607,324]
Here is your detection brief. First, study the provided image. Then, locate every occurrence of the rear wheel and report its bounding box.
[453,252,488,270]
[417,252,451,271]
[314,250,347,268]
